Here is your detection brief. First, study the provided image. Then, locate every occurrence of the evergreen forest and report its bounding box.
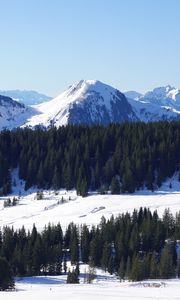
[0,208,180,286]
[0,121,180,196]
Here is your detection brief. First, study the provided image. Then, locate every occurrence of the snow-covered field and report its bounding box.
[2,272,180,300]
[1,171,180,298]
[1,189,180,232]
[0,171,180,232]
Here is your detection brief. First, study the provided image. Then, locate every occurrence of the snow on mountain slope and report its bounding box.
[0,90,52,105]
[128,97,180,122]
[141,85,180,108]
[25,82,180,128]
[0,95,37,130]
[125,85,180,122]
[1,82,180,130]
[25,80,137,128]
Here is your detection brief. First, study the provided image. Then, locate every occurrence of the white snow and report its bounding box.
[0,98,37,130]
[2,273,180,299]
[1,171,180,298]
[1,189,180,232]
[1,81,180,130]
[0,170,180,232]
[0,256,179,299]
[129,85,180,107]
[128,97,180,122]
[24,80,125,128]
[126,84,180,122]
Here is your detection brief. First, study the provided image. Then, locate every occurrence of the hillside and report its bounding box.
[1,174,180,231]
[0,95,36,130]
[25,80,137,127]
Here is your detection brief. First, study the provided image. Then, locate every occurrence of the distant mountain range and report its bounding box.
[0,81,180,130]
[124,85,180,122]
[0,90,52,105]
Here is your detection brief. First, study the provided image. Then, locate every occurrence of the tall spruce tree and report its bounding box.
[0,257,14,290]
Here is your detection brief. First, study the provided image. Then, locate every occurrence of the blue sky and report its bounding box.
[0,0,180,96]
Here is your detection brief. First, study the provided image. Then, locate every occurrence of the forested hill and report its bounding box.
[0,121,180,196]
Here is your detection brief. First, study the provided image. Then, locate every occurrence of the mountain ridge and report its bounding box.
[1,80,180,130]
[0,95,36,130]
[0,90,52,105]
[24,79,137,128]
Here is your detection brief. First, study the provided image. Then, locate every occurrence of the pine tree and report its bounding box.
[81,225,90,263]
[52,167,61,190]
[32,234,43,275]
[150,253,159,279]
[118,257,125,281]
[66,268,79,284]
[63,258,67,274]
[70,225,79,264]
[0,257,14,290]
[111,176,120,194]
[130,255,148,281]
[160,246,175,279]
[107,256,114,275]
[80,179,88,197]
[101,242,111,271]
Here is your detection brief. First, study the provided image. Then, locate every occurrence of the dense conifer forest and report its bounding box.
[0,121,180,196]
[0,208,180,286]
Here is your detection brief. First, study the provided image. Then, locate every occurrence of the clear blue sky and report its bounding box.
[0,0,180,96]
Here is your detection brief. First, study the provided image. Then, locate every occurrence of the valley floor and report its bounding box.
[1,183,180,231]
[2,273,180,300]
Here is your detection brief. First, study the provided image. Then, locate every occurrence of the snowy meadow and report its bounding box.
[1,174,180,299]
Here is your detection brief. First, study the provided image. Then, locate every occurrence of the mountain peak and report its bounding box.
[142,85,180,105]
[165,84,175,92]
[24,79,136,127]
[83,79,99,85]
[69,79,109,91]
[66,79,100,97]
[150,85,175,96]
[1,80,180,130]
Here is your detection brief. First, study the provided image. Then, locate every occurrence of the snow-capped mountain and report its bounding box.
[141,85,180,108]
[25,80,137,128]
[1,81,180,130]
[0,95,37,130]
[0,90,52,105]
[125,85,180,122]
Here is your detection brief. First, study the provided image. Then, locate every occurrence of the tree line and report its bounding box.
[1,208,180,289]
[0,121,180,196]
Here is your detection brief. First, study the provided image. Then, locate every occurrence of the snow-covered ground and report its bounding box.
[0,170,180,231]
[2,271,180,300]
[1,171,180,298]
[1,189,180,232]
[0,259,178,298]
